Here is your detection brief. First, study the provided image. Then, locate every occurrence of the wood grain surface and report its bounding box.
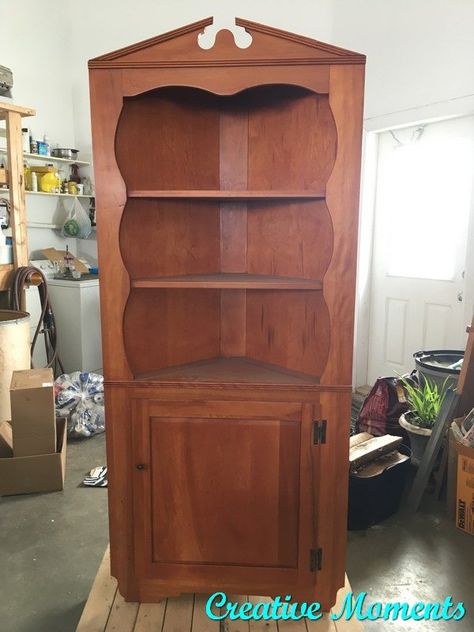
[89,17,364,608]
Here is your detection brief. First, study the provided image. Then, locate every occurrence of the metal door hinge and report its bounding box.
[310,548,323,572]
[312,419,327,444]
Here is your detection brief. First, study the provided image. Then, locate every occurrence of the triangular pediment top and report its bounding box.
[235,18,365,59]
[90,18,214,63]
[89,17,365,67]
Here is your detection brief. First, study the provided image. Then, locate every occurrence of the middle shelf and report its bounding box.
[130,273,323,290]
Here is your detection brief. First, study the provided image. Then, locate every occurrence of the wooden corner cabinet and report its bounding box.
[89,18,365,609]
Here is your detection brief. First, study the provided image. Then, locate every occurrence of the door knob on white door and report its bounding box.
[457,291,463,302]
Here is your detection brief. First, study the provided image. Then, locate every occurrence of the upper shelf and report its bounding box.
[0,149,91,166]
[131,273,323,290]
[127,189,325,200]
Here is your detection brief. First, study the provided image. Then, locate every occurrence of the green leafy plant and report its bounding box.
[399,376,449,429]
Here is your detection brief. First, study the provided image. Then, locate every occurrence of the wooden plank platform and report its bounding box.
[77,549,363,632]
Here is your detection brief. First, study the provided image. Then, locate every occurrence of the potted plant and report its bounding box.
[398,376,449,466]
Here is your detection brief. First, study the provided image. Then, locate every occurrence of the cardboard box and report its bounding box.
[448,417,474,536]
[10,368,56,457]
[0,418,67,496]
[0,421,13,457]
[41,247,88,273]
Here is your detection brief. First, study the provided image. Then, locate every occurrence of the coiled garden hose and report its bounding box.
[10,266,64,378]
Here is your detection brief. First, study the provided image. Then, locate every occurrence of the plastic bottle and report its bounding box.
[31,171,38,192]
[23,163,31,190]
[22,128,30,154]
[64,244,74,273]
[43,134,51,156]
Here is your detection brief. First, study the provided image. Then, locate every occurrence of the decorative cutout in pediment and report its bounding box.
[198,22,252,50]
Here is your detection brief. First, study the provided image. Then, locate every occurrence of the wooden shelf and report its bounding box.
[128,189,325,200]
[135,357,319,386]
[131,273,323,290]
[0,103,35,120]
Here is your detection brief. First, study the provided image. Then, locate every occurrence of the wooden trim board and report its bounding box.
[76,548,363,631]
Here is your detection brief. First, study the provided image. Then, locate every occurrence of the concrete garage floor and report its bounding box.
[347,499,474,632]
[0,434,108,632]
[0,437,473,631]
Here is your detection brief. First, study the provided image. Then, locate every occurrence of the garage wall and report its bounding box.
[0,2,83,257]
[332,0,474,124]
[0,2,76,148]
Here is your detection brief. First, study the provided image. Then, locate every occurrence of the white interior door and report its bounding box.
[367,115,474,383]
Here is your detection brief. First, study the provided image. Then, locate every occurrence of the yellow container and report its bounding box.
[25,166,54,191]
[40,169,60,193]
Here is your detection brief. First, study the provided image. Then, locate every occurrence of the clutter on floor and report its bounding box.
[82,465,108,487]
[448,412,474,536]
[348,432,411,530]
[55,371,105,438]
[0,368,67,495]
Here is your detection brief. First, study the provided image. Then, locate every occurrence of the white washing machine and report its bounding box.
[27,260,102,374]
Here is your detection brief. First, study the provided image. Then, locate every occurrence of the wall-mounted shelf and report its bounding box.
[27,222,62,229]
[0,148,90,166]
[0,188,92,199]
[27,222,97,231]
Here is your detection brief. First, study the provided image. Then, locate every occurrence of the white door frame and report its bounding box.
[353,95,474,389]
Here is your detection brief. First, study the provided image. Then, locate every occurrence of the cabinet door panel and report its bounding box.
[150,416,299,568]
[132,399,318,590]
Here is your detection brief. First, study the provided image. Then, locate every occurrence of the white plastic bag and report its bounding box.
[61,198,92,239]
[55,371,105,438]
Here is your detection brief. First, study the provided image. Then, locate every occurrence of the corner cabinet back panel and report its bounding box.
[89,17,365,606]
[115,86,335,192]
[116,88,220,190]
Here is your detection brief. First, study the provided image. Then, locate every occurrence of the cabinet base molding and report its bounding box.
[77,548,364,631]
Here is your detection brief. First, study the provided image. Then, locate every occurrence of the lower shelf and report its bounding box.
[135,356,319,386]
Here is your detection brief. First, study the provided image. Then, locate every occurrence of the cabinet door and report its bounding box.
[132,399,319,593]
